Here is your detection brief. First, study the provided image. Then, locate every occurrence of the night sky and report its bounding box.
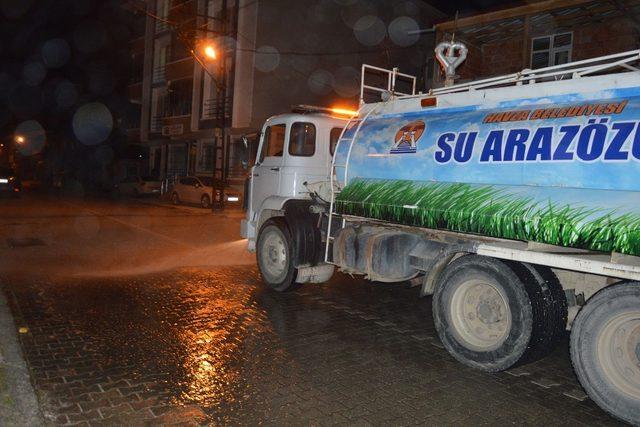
[0,0,513,188]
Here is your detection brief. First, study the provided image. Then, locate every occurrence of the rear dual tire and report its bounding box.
[570,282,640,425]
[433,255,567,372]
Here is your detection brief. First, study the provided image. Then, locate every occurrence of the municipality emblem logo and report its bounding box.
[390,120,425,154]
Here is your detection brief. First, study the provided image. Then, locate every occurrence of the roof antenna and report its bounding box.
[435,10,467,87]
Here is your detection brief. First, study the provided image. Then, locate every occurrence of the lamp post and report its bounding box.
[198,40,227,211]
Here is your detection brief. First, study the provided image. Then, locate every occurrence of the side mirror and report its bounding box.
[240,136,250,169]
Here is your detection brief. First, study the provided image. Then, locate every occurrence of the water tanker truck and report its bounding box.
[241,48,640,424]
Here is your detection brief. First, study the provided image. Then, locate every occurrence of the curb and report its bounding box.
[0,287,44,426]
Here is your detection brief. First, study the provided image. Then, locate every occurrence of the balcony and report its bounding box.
[165,58,193,81]
[168,0,195,23]
[203,97,233,121]
[152,66,166,84]
[155,19,170,34]
[150,116,163,133]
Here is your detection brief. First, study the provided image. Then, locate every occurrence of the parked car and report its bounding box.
[171,176,241,208]
[0,167,21,196]
[116,176,161,197]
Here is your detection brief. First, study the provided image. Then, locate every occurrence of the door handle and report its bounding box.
[270,167,280,171]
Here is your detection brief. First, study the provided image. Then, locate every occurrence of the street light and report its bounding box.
[203,45,217,60]
[15,135,25,144]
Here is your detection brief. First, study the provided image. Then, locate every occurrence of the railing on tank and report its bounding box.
[429,49,640,96]
[360,64,417,104]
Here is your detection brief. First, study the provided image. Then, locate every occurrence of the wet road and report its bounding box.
[0,196,624,425]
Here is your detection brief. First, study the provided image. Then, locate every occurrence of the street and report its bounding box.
[0,196,624,425]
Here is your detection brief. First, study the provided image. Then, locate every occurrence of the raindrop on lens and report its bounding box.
[389,16,420,47]
[72,102,113,146]
[0,0,32,19]
[333,66,359,97]
[353,15,386,47]
[308,69,333,95]
[22,62,46,87]
[254,46,280,73]
[55,80,78,108]
[14,120,46,156]
[42,39,71,68]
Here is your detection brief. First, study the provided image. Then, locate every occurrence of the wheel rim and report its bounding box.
[597,311,640,400]
[449,279,512,351]
[202,196,209,207]
[260,230,288,281]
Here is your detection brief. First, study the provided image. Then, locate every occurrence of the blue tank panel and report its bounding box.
[338,87,640,192]
[334,86,640,256]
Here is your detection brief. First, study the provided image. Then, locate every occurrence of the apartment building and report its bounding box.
[128,0,445,186]
[433,0,640,84]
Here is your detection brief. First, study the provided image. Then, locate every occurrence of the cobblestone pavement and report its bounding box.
[3,267,624,426]
[0,197,625,425]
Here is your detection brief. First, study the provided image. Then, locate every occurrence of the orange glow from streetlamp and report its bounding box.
[203,45,217,60]
[15,135,25,144]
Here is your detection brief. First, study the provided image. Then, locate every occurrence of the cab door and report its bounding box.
[249,122,286,217]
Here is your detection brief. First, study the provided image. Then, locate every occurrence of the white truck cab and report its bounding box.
[241,109,347,256]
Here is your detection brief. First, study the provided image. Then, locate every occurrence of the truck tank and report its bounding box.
[333,62,640,257]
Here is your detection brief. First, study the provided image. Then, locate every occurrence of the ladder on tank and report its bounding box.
[323,106,377,263]
[323,64,415,263]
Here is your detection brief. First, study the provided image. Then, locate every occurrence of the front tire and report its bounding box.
[570,282,640,425]
[256,218,298,292]
[433,256,566,372]
[171,192,180,205]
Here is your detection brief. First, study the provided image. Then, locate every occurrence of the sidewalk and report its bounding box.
[0,288,43,426]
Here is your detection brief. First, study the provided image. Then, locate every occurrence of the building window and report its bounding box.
[289,123,316,157]
[153,38,170,83]
[155,0,170,33]
[197,141,215,172]
[531,32,572,69]
[259,124,286,162]
[167,144,187,177]
[167,79,193,117]
[150,87,168,132]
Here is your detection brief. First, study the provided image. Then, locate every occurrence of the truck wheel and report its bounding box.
[171,192,180,205]
[433,255,564,372]
[570,282,640,425]
[257,218,298,292]
[518,263,568,362]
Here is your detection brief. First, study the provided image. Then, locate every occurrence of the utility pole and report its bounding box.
[211,0,227,211]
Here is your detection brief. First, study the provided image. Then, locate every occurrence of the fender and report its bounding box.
[283,200,322,267]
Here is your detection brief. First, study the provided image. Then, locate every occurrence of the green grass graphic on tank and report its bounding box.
[335,179,640,257]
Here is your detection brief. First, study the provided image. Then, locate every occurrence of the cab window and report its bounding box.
[329,127,343,155]
[259,124,286,162]
[289,122,316,157]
